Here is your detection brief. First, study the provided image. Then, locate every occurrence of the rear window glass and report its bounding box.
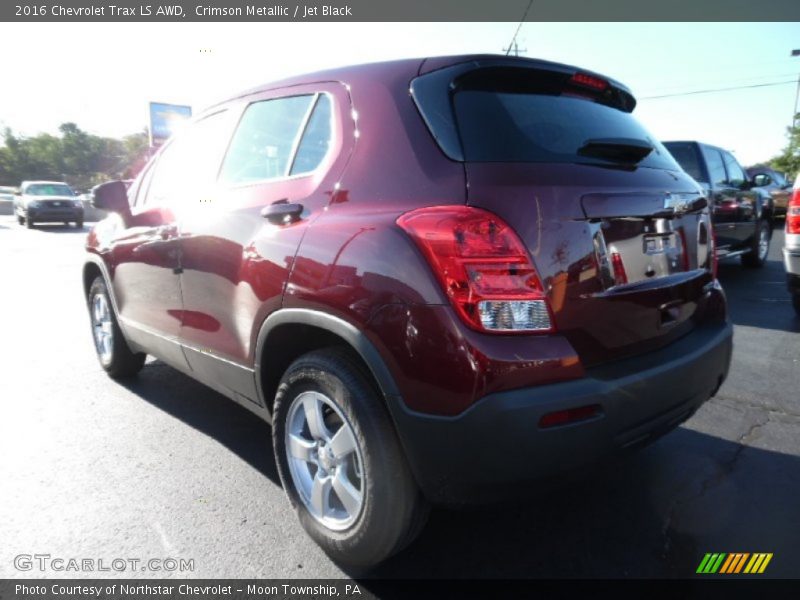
[412,65,678,171]
[663,142,706,182]
[453,91,678,169]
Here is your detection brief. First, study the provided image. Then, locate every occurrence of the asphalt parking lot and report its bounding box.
[0,214,798,581]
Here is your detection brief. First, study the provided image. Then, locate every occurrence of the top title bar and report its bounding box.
[3,0,800,22]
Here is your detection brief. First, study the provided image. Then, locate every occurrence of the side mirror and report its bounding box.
[91,180,130,214]
[752,174,772,187]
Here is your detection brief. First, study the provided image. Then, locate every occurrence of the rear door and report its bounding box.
[721,150,758,245]
[176,83,354,404]
[701,145,744,249]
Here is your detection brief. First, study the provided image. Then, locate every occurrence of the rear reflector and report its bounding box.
[539,404,602,429]
[787,189,800,235]
[396,206,554,334]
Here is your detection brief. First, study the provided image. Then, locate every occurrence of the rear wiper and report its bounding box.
[577,137,654,164]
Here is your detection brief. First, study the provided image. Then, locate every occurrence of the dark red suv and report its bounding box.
[84,55,733,567]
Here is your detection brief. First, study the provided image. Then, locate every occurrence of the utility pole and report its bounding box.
[792,49,800,128]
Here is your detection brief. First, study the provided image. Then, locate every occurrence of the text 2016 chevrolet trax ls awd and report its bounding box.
[84,55,733,567]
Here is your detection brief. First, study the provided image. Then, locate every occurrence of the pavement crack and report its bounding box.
[661,411,771,559]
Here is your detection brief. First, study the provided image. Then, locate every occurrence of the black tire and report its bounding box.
[741,219,771,268]
[87,276,146,378]
[793,294,800,317]
[75,219,84,229]
[272,348,428,568]
[16,215,24,225]
[25,216,34,229]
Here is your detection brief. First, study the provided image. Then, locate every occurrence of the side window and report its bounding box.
[144,110,230,207]
[722,152,747,188]
[219,95,316,185]
[290,94,332,175]
[664,142,705,182]
[702,147,727,188]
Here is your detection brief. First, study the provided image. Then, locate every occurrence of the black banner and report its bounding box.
[3,0,800,22]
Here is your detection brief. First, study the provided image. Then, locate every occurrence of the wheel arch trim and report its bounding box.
[254,308,402,410]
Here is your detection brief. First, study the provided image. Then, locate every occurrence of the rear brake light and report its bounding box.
[610,251,628,285]
[787,189,800,235]
[396,206,554,334]
[570,72,609,91]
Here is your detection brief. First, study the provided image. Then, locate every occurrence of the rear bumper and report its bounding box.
[387,319,733,505]
[784,243,800,279]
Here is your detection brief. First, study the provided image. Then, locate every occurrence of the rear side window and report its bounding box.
[701,147,728,188]
[722,152,746,187]
[290,94,332,175]
[220,93,332,185]
[413,65,678,170]
[663,142,705,182]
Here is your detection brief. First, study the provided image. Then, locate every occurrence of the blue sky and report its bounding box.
[0,21,798,166]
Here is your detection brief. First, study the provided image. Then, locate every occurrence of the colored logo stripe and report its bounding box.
[697,552,772,574]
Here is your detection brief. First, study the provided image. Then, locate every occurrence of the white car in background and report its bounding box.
[785,177,800,315]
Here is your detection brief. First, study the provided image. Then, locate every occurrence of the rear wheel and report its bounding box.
[25,216,34,229]
[17,215,24,225]
[76,218,84,229]
[272,348,428,567]
[741,219,771,268]
[87,276,145,378]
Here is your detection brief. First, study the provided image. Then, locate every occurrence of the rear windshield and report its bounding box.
[413,65,679,171]
[662,142,706,182]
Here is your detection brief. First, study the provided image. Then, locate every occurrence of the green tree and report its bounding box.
[0,123,152,190]
[769,115,800,179]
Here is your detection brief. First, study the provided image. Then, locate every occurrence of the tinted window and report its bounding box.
[663,142,705,182]
[219,95,315,185]
[145,111,230,207]
[290,94,332,175]
[452,91,678,169]
[701,147,727,187]
[722,152,746,187]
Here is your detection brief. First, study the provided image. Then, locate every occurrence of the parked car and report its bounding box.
[663,141,773,268]
[0,186,16,202]
[15,181,84,228]
[83,55,733,567]
[747,165,792,216]
[785,178,800,315]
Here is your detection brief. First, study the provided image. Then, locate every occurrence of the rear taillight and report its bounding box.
[787,189,800,235]
[610,251,628,286]
[396,206,554,334]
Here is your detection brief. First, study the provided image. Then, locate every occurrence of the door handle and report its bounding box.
[261,202,304,225]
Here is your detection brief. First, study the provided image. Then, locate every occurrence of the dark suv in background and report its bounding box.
[84,55,733,567]
[663,141,773,268]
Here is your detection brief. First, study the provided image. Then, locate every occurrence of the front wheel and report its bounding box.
[741,219,771,268]
[272,348,428,568]
[87,276,145,378]
[17,215,24,225]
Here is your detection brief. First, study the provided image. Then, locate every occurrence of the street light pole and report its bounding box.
[792,49,800,128]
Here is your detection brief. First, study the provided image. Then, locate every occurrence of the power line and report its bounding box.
[639,80,796,100]
[504,0,533,56]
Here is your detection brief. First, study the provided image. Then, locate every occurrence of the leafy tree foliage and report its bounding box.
[0,123,150,191]
[767,114,800,180]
